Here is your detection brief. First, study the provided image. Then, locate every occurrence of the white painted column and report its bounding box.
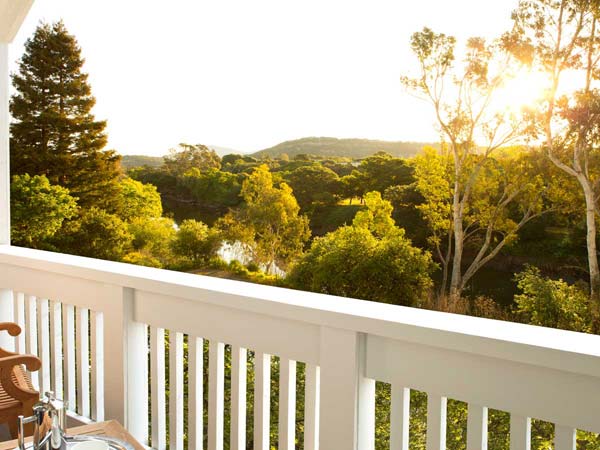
[319,327,375,450]
[0,42,14,347]
[0,42,10,246]
[103,286,148,442]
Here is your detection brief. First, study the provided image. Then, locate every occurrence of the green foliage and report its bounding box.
[113,177,163,222]
[514,266,594,333]
[11,174,78,248]
[172,219,220,264]
[10,21,121,210]
[56,208,132,261]
[180,168,242,208]
[288,193,434,306]
[128,217,177,267]
[164,143,221,176]
[122,251,162,268]
[354,151,414,195]
[353,192,397,238]
[218,165,310,269]
[284,164,341,211]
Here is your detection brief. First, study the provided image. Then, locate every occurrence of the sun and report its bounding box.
[495,69,551,113]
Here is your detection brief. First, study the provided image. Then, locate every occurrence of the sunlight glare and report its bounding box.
[495,70,551,113]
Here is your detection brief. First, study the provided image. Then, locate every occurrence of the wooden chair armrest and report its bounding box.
[0,323,21,337]
[0,354,41,399]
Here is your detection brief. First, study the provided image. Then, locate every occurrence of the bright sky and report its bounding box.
[9,0,516,155]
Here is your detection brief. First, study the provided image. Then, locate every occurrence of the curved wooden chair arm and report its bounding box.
[0,354,41,399]
[0,323,21,337]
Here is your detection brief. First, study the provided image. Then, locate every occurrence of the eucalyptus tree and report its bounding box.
[402,28,546,300]
[506,0,600,302]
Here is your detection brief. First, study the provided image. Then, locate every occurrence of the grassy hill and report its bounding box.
[121,155,164,170]
[252,137,436,159]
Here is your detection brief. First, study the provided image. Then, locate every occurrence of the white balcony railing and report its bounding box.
[0,244,599,450]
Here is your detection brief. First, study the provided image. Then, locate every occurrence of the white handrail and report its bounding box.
[0,244,600,450]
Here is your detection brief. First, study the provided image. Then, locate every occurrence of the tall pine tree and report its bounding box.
[10,21,121,210]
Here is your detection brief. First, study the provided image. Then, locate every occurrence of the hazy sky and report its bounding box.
[9,1,516,155]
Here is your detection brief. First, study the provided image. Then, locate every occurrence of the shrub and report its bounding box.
[514,266,593,333]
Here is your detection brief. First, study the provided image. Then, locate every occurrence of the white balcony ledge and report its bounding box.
[0,244,599,450]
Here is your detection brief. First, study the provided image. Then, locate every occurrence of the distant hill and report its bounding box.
[252,137,437,159]
[121,155,164,170]
[208,145,242,157]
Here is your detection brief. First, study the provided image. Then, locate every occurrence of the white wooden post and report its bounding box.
[102,286,148,443]
[510,415,531,450]
[0,42,14,348]
[304,364,320,450]
[467,404,488,450]
[208,340,225,450]
[189,336,204,450]
[554,426,576,450]
[279,359,296,450]
[390,386,410,450]
[230,345,247,450]
[150,327,166,450]
[319,327,375,450]
[0,41,9,247]
[169,331,184,450]
[254,352,271,450]
[426,394,447,450]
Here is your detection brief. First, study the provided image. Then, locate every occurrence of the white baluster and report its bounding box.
[254,352,271,450]
[426,394,447,450]
[151,327,166,450]
[304,364,320,450]
[90,311,104,421]
[510,415,531,450]
[49,300,63,398]
[189,336,204,450]
[279,359,296,450]
[554,426,576,450]
[13,292,25,354]
[467,404,488,450]
[76,307,90,417]
[391,386,410,450]
[25,295,38,391]
[62,304,75,410]
[0,289,14,350]
[208,341,225,450]
[230,345,246,450]
[36,298,50,394]
[169,331,184,450]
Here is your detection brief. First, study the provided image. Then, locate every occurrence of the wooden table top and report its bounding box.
[0,421,144,450]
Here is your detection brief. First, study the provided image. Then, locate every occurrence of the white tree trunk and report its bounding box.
[581,178,600,301]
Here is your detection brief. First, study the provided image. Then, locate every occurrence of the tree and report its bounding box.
[412,146,550,299]
[10,21,121,210]
[164,143,221,176]
[506,0,600,302]
[113,177,163,222]
[284,165,341,211]
[402,28,544,300]
[11,174,78,248]
[128,217,177,267]
[287,192,434,306]
[355,152,414,195]
[180,168,242,208]
[217,165,310,270]
[172,219,220,264]
[56,208,132,261]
